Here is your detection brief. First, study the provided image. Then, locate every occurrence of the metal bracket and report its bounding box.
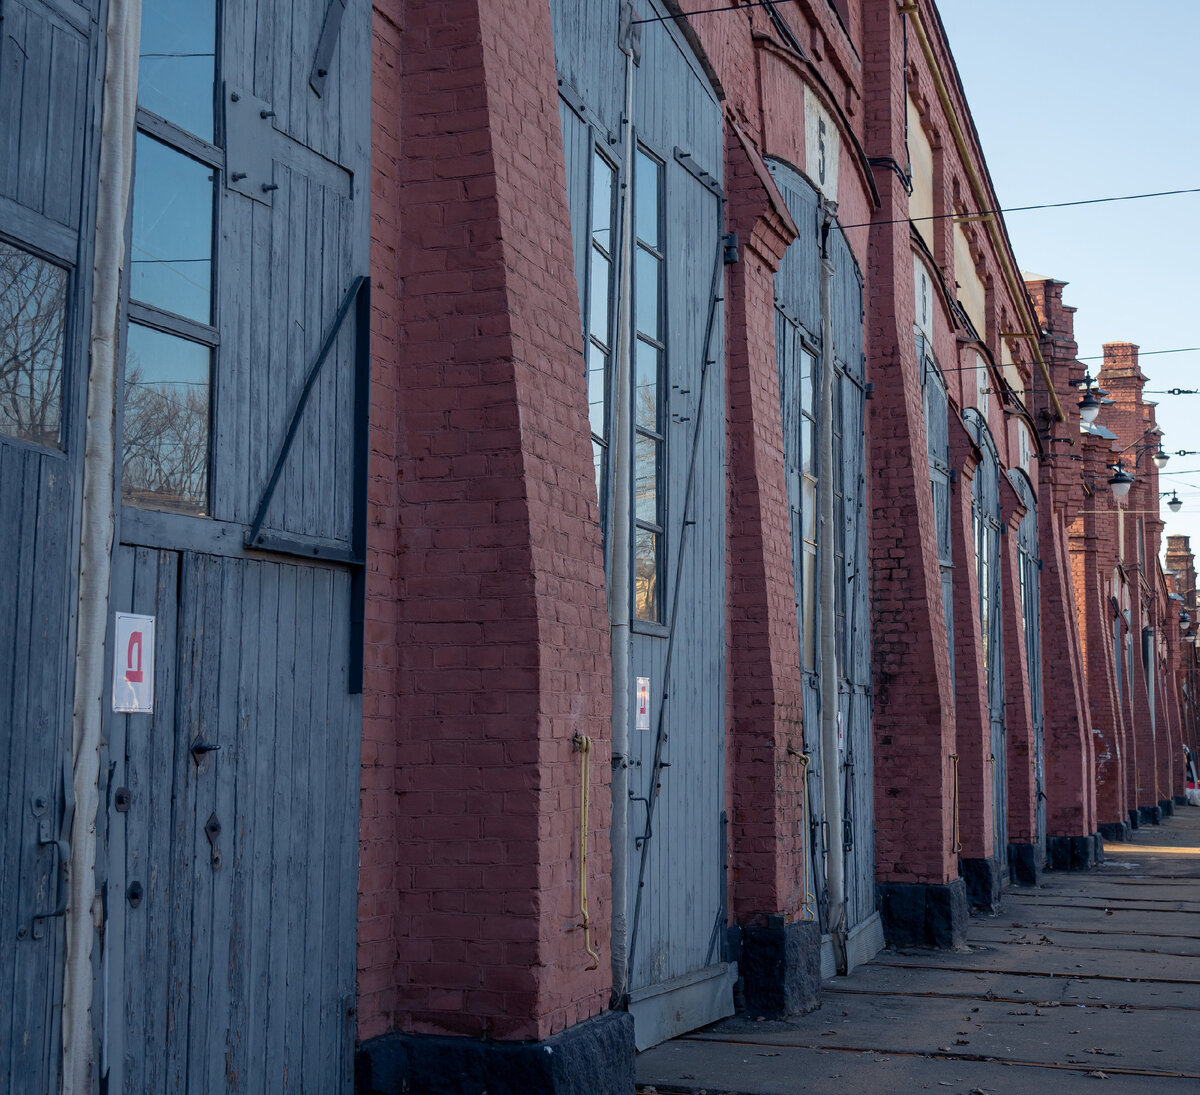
[673,147,724,198]
[224,86,276,205]
[310,0,347,97]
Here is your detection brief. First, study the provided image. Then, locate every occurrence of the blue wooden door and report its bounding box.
[966,411,1006,871]
[770,161,878,973]
[102,1,369,1090]
[552,0,731,1049]
[1011,470,1046,860]
[0,0,103,1089]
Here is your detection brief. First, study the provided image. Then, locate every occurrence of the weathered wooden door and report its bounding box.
[1011,470,1046,860]
[770,161,879,975]
[966,411,1006,872]
[922,349,955,687]
[0,0,103,1089]
[552,0,731,1050]
[102,1,369,1091]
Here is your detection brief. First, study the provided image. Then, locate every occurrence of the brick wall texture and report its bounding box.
[355,0,1181,1050]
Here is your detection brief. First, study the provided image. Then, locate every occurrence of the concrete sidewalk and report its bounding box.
[637,809,1200,1094]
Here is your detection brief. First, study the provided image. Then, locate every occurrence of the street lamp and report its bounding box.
[1163,491,1183,513]
[1108,463,1134,500]
[1078,389,1101,425]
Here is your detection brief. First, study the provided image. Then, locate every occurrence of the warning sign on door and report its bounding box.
[635,677,650,731]
[113,613,155,714]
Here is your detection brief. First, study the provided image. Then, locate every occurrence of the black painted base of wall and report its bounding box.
[1175,795,1190,807]
[1139,804,1163,826]
[1128,808,1140,830]
[355,1011,635,1095]
[1094,832,1105,864]
[877,878,968,949]
[1007,843,1042,886]
[1099,820,1132,843]
[961,857,1002,912]
[1046,833,1097,872]
[1159,798,1175,818]
[736,917,822,1018]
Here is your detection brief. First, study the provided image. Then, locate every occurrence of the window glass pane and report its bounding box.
[800,349,815,413]
[588,342,607,438]
[139,0,216,140]
[588,248,611,346]
[593,440,604,502]
[635,435,658,525]
[131,135,214,323]
[634,150,660,249]
[801,416,815,477]
[122,323,210,515]
[802,478,816,541]
[0,241,66,448]
[635,338,659,432]
[635,247,660,339]
[635,528,660,622]
[591,154,614,252]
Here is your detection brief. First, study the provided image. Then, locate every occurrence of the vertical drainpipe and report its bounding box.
[818,200,848,974]
[63,1,141,1091]
[609,5,639,1008]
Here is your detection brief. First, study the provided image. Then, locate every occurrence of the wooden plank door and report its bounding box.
[552,0,730,1050]
[831,227,878,965]
[770,160,878,972]
[1012,471,1046,859]
[625,10,728,1046]
[103,1,369,1090]
[0,0,102,1089]
[967,411,1006,872]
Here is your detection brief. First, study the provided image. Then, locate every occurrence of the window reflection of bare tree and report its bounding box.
[0,242,67,447]
[121,355,208,515]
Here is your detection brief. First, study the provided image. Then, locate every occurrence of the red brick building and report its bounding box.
[356,3,1106,1092]
[1067,342,1188,837]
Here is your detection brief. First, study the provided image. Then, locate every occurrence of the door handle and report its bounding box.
[35,819,69,927]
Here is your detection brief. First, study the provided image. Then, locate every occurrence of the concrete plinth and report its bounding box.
[736,918,822,1019]
[877,879,968,949]
[356,1012,634,1095]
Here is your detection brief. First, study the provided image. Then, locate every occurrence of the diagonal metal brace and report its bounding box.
[246,275,367,550]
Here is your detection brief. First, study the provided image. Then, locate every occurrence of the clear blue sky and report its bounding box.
[937,0,1200,554]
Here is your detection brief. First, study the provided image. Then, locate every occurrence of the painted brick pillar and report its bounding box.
[1166,536,1200,766]
[360,1,630,1091]
[864,0,965,949]
[1072,437,1131,836]
[1025,272,1102,862]
[722,123,823,1016]
[1100,345,1163,826]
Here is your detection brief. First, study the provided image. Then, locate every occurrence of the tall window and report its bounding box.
[121,0,218,515]
[633,148,664,623]
[799,347,817,670]
[586,150,616,515]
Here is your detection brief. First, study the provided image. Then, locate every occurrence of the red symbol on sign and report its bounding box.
[125,631,144,683]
